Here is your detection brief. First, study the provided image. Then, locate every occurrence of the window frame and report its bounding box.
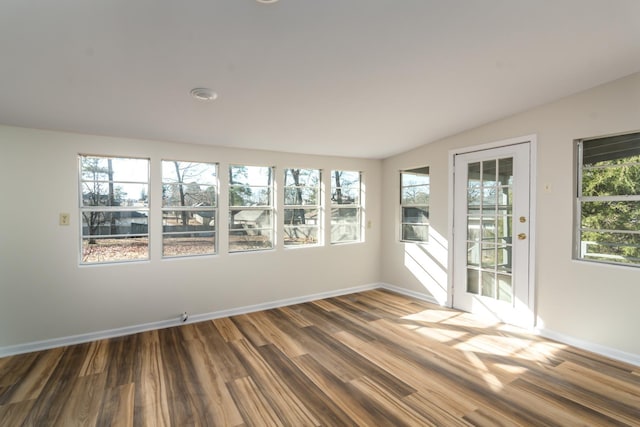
[400,166,430,243]
[161,160,218,258]
[228,164,275,253]
[78,154,150,265]
[575,131,640,267]
[283,168,322,247]
[330,170,362,244]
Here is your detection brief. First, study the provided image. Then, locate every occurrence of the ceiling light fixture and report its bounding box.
[256,0,279,3]
[190,87,218,101]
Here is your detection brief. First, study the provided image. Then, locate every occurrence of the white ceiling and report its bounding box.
[1,1,639,159]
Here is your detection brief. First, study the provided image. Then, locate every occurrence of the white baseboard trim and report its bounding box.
[0,283,380,358]
[378,283,440,305]
[3,283,639,368]
[536,328,640,367]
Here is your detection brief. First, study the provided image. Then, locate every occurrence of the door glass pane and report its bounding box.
[481,271,496,298]
[482,187,497,208]
[497,215,512,240]
[467,219,480,241]
[481,217,496,241]
[496,245,511,272]
[498,158,513,185]
[468,162,481,181]
[468,187,481,207]
[467,269,479,294]
[497,273,512,303]
[466,157,515,303]
[467,242,480,266]
[481,243,496,268]
[498,186,512,209]
[482,160,497,186]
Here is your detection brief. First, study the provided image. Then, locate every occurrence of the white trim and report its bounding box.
[2,282,638,368]
[527,137,538,326]
[447,134,538,328]
[536,327,640,367]
[447,152,455,308]
[379,283,440,305]
[0,283,379,358]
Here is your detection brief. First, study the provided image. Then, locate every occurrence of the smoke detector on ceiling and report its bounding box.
[190,88,218,102]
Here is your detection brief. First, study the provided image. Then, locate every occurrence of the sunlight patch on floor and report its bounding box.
[464,351,503,392]
[455,335,534,357]
[402,309,462,324]
[414,326,468,343]
[492,362,528,375]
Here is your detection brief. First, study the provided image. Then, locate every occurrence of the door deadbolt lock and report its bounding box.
[519,216,527,223]
[518,233,527,240]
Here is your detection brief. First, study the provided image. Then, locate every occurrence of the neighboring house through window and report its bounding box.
[79,155,150,264]
[229,165,274,252]
[162,160,218,257]
[400,167,430,242]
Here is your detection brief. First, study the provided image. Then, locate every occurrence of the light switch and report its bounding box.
[59,213,70,226]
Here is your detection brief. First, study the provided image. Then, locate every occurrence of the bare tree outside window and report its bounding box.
[284,168,321,246]
[162,160,217,257]
[229,165,274,252]
[400,167,430,242]
[79,155,149,264]
[331,170,362,243]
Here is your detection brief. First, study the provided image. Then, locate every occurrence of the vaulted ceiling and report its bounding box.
[1,0,639,158]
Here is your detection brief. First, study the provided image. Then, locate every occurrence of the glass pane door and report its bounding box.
[466,158,514,303]
[452,141,532,328]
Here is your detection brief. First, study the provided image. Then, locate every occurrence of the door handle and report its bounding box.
[518,233,527,240]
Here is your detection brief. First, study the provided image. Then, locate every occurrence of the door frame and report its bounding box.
[447,134,538,328]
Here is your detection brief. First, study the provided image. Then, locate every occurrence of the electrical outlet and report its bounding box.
[59,213,70,226]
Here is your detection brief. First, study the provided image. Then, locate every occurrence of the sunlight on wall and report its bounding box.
[403,227,448,304]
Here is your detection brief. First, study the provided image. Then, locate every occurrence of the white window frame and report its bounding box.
[229,164,275,253]
[400,166,430,243]
[575,131,640,267]
[79,155,150,265]
[284,168,322,247]
[161,160,218,258]
[330,170,362,244]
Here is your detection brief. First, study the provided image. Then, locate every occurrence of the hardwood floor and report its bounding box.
[1,289,639,426]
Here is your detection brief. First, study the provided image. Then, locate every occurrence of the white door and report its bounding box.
[452,142,533,328]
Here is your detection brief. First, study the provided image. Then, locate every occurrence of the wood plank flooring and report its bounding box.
[1,289,639,426]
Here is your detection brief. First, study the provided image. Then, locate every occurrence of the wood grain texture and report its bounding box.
[1,289,639,426]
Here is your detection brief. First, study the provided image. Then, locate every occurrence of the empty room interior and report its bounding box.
[1,1,640,425]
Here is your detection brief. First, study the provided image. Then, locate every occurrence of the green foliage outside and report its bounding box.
[581,155,640,264]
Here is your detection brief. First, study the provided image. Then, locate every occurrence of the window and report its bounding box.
[400,167,430,242]
[229,165,274,252]
[79,155,149,264]
[162,160,218,257]
[330,170,362,243]
[284,168,321,246]
[576,131,640,266]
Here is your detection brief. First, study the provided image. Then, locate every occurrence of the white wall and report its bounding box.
[381,72,640,358]
[2,73,640,363]
[0,126,382,349]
